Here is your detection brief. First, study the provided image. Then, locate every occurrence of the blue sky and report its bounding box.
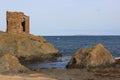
[0,0,120,35]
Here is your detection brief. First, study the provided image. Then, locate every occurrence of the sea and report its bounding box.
[28,36,120,69]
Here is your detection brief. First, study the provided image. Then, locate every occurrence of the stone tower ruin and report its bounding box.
[6,11,29,34]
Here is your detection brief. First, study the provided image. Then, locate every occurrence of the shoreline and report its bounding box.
[25,56,120,69]
[1,68,120,80]
[0,57,120,80]
[0,58,120,80]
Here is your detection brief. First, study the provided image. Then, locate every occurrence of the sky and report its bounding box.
[0,0,120,36]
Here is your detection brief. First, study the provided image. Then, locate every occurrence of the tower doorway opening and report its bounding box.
[22,21,25,32]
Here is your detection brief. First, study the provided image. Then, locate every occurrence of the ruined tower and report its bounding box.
[6,11,30,34]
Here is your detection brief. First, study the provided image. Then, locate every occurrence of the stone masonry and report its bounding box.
[6,11,29,34]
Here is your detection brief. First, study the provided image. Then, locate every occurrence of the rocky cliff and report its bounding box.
[0,31,61,63]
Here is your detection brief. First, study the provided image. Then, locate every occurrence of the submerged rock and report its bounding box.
[0,31,61,63]
[67,44,115,69]
[0,54,29,73]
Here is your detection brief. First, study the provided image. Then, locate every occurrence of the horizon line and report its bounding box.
[40,34,120,36]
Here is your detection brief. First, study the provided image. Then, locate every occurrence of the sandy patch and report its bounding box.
[0,74,57,80]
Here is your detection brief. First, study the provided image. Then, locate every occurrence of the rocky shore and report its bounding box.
[1,67,120,80]
[0,32,120,80]
[26,44,120,80]
[0,31,61,73]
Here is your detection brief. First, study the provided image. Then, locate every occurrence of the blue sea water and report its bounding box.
[28,36,120,69]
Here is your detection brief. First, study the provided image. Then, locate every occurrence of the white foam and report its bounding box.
[115,57,120,59]
[57,56,71,62]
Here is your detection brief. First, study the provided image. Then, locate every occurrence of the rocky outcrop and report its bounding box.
[67,44,115,69]
[0,54,29,73]
[0,31,61,63]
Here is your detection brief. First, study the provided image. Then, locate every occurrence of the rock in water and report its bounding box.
[0,54,29,73]
[67,44,115,69]
[0,31,61,63]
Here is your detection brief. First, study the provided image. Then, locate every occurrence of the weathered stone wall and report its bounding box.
[24,16,29,33]
[6,11,29,34]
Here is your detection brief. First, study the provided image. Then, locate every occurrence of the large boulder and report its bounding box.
[0,54,29,73]
[0,31,61,63]
[67,44,115,69]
